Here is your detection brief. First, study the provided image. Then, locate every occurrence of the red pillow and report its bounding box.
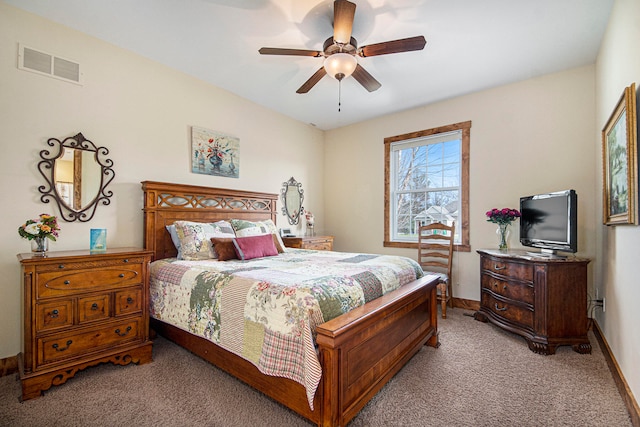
[210,237,238,261]
[233,234,278,260]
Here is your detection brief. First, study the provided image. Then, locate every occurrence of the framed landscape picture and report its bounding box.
[602,83,638,225]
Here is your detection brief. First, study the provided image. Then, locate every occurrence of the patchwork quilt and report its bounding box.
[149,249,424,409]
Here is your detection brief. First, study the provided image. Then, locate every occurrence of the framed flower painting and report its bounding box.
[602,83,637,225]
[191,126,239,178]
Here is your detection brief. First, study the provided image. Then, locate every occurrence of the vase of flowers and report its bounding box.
[486,208,521,250]
[18,214,60,255]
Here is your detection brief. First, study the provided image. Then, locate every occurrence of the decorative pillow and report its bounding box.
[210,237,237,261]
[233,234,279,261]
[230,219,286,253]
[165,224,183,259]
[174,220,236,260]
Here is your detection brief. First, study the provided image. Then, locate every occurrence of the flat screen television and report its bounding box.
[519,189,577,256]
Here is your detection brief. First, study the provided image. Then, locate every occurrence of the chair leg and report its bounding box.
[438,282,447,319]
[448,282,454,308]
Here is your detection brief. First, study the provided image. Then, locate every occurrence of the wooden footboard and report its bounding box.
[151,274,438,426]
[317,275,438,426]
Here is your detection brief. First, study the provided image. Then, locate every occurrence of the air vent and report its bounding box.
[18,44,83,85]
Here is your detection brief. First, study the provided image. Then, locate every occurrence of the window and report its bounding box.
[384,121,470,251]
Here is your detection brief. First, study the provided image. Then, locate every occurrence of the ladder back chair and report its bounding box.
[418,222,455,318]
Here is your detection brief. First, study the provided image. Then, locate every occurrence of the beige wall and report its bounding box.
[324,66,597,302]
[0,3,325,358]
[3,4,636,411]
[595,0,640,407]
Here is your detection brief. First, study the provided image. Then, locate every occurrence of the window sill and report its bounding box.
[384,241,471,253]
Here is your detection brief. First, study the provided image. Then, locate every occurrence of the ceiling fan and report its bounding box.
[259,0,427,94]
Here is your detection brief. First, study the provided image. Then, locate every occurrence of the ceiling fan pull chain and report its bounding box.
[338,79,342,112]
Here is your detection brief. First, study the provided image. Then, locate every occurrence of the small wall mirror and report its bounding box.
[38,132,115,222]
[281,177,304,225]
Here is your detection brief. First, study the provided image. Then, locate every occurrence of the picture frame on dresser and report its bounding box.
[602,82,637,225]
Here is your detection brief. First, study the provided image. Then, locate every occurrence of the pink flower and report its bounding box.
[282,287,296,296]
[485,207,521,225]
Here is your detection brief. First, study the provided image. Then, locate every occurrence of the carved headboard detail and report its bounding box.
[141,181,278,261]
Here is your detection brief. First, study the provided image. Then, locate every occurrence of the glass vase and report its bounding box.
[31,236,49,255]
[496,223,510,250]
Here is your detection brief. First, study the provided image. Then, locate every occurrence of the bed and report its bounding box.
[142,181,439,427]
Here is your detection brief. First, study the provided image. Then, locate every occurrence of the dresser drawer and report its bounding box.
[33,256,146,273]
[305,240,333,251]
[481,257,533,282]
[78,294,111,324]
[283,236,334,251]
[36,300,73,332]
[38,319,142,365]
[37,265,143,299]
[481,274,534,305]
[481,292,533,329]
[114,288,142,316]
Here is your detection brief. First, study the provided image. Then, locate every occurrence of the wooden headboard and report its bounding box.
[141,181,279,261]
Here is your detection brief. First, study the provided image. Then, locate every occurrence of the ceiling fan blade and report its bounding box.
[359,36,427,57]
[259,47,322,57]
[352,64,381,92]
[333,0,356,44]
[296,67,327,94]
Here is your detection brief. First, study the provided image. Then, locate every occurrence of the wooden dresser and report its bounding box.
[474,249,591,355]
[282,235,334,251]
[17,247,153,400]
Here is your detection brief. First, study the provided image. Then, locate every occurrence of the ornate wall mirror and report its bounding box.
[38,132,115,222]
[280,177,304,225]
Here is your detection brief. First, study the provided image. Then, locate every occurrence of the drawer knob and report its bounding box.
[52,340,73,352]
[123,259,129,263]
[91,303,99,311]
[119,274,125,278]
[58,265,65,269]
[494,264,505,271]
[50,309,59,318]
[126,297,134,304]
[115,326,132,337]
[492,282,508,291]
[494,303,508,312]
[64,280,70,285]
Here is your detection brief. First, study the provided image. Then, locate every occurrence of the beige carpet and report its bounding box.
[0,309,632,426]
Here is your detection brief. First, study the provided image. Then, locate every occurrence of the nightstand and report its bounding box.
[17,247,154,400]
[282,235,334,251]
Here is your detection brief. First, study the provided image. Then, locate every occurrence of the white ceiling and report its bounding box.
[6,0,613,130]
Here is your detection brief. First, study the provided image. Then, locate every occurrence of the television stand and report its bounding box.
[474,249,591,355]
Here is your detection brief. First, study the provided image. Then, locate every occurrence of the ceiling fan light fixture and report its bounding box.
[323,53,357,80]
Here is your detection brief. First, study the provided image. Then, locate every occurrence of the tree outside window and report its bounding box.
[384,121,470,251]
